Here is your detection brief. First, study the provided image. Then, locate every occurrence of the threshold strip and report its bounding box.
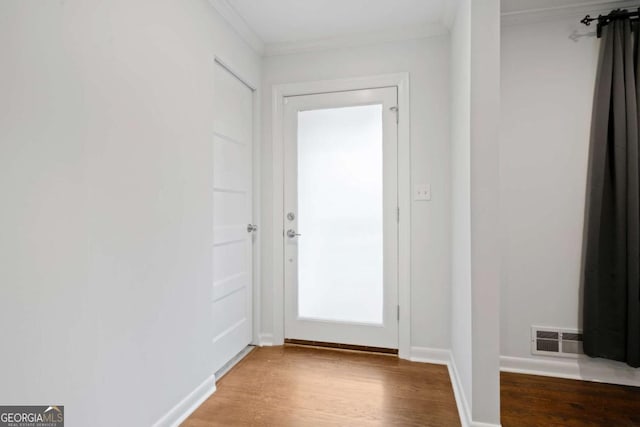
[284,339,398,355]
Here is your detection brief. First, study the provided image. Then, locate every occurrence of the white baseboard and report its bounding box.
[500,355,640,387]
[258,333,274,346]
[152,375,216,427]
[409,346,450,365]
[409,347,501,427]
[447,354,473,427]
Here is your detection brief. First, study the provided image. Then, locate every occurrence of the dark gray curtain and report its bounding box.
[583,19,640,368]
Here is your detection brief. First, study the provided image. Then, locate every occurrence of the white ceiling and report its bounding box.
[226,0,447,44]
[215,0,628,55]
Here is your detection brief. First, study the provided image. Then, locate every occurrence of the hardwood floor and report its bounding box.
[183,345,461,426]
[183,346,640,426]
[501,372,640,427]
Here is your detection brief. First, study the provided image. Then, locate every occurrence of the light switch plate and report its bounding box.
[414,184,431,201]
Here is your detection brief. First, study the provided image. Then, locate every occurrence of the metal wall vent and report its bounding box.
[531,326,583,358]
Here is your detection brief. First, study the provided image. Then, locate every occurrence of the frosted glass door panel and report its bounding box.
[297,105,383,324]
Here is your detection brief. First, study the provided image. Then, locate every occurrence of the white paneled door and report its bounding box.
[283,87,399,349]
[211,61,254,372]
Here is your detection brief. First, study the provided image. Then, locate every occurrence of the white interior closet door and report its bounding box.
[211,61,254,372]
[283,87,399,350]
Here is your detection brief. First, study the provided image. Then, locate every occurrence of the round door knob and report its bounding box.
[247,224,258,233]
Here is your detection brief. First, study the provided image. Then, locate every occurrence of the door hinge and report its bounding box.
[397,207,400,223]
[397,305,400,321]
[390,106,399,124]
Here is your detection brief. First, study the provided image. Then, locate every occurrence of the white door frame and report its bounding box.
[271,73,411,359]
[213,56,261,347]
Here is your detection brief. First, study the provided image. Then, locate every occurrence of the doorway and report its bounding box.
[282,87,399,350]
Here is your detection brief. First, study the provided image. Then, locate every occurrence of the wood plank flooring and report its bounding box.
[183,346,640,426]
[501,372,640,427]
[183,345,461,426]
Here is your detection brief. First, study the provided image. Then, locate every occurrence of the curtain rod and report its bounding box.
[581,8,640,38]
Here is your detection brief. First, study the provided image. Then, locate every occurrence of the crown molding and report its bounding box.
[207,0,265,55]
[501,0,639,26]
[264,22,449,57]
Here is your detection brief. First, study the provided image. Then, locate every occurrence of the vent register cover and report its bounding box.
[531,326,584,358]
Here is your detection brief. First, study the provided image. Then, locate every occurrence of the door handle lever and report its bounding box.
[286,229,301,238]
[247,224,258,233]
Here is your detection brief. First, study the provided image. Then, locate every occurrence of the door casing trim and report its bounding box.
[271,73,411,359]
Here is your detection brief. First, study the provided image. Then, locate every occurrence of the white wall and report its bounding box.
[260,36,452,351]
[450,0,473,416]
[469,0,501,423]
[501,16,640,385]
[0,1,261,425]
[450,0,501,424]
